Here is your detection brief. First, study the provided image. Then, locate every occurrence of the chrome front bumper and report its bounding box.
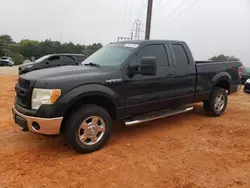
[12,107,63,135]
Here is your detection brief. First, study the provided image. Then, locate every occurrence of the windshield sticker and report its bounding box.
[124,44,139,48]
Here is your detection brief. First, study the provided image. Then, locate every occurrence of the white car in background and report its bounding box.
[0,56,15,66]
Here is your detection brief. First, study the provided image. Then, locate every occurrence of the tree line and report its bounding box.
[209,54,240,62]
[0,34,241,65]
[0,35,102,65]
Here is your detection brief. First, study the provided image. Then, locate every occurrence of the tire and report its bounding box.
[204,87,228,117]
[64,104,112,153]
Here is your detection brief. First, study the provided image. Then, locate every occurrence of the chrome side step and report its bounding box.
[125,106,194,126]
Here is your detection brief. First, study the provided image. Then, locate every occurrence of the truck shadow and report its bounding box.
[109,105,206,144]
[20,105,205,153]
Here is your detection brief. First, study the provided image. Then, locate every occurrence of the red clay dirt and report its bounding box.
[0,75,250,188]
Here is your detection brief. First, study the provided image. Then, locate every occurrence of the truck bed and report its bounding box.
[195,61,238,64]
[194,61,242,102]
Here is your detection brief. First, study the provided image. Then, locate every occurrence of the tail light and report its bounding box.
[238,66,243,79]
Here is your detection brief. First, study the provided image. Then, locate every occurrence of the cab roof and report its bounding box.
[113,39,184,45]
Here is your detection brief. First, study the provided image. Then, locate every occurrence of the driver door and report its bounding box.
[122,44,175,116]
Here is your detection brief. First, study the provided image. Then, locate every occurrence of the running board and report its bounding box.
[125,106,194,126]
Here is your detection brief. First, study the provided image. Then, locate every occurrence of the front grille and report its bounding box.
[15,78,33,109]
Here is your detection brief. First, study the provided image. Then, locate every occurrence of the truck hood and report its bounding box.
[21,65,110,81]
[21,65,120,92]
[21,62,35,67]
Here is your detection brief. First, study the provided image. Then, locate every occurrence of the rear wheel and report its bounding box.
[203,87,228,117]
[64,104,112,153]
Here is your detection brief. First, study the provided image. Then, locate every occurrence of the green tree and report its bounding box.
[209,54,240,62]
[85,43,103,56]
[9,52,25,65]
[0,35,14,44]
[19,39,40,59]
[0,34,103,64]
[0,35,14,56]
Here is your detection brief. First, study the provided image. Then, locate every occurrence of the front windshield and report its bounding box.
[35,55,51,63]
[82,43,136,66]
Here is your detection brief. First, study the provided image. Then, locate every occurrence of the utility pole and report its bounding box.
[145,0,153,40]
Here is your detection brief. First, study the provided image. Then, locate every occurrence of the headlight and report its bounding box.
[246,79,250,83]
[32,88,61,110]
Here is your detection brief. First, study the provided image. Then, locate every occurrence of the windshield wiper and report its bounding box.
[84,62,100,67]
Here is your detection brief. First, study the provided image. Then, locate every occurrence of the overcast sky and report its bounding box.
[0,0,249,65]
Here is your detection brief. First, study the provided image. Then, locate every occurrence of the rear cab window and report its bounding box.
[171,44,189,66]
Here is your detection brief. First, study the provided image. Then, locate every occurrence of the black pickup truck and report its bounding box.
[13,40,242,153]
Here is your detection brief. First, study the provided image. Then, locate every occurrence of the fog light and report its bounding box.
[32,122,40,131]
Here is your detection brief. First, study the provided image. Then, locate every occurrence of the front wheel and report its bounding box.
[203,87,228,117]
[64,104,112,153]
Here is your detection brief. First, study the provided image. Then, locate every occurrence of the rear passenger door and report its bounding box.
[170,43,196,105]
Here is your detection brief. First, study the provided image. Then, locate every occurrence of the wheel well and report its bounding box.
[214,79,230,93]
[61,95,117,133]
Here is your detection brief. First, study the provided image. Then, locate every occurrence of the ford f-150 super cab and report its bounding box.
[13,40,242,153]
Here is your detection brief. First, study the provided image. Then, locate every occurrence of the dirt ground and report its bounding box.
[0,66,19,76]
[0,69,250,188]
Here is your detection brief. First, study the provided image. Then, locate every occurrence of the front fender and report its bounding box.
[61,84,121,108]
[37,84,121,118]
[24,84,121,118]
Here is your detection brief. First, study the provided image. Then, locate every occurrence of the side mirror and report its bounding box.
[141,56,157,76]
[45,60,49,65]
[127,56,157,77]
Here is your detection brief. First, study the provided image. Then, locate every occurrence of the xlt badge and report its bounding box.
[106,79,122,83]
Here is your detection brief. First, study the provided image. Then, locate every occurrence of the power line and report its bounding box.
[140,0,146,10]
[128,0,133,23]
[152,0,171,17]
[136,0,147,20]
[123,0,130,24]
[163,0,188,21]
[154,0,164,11]
[163,0,201,27]
[158,0,172,11]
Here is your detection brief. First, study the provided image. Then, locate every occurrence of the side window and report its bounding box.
[135,44,169,67]
[48,56,60,62]
[75,56,86,64]
[60,56,75,65]
[172,44,189,66]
